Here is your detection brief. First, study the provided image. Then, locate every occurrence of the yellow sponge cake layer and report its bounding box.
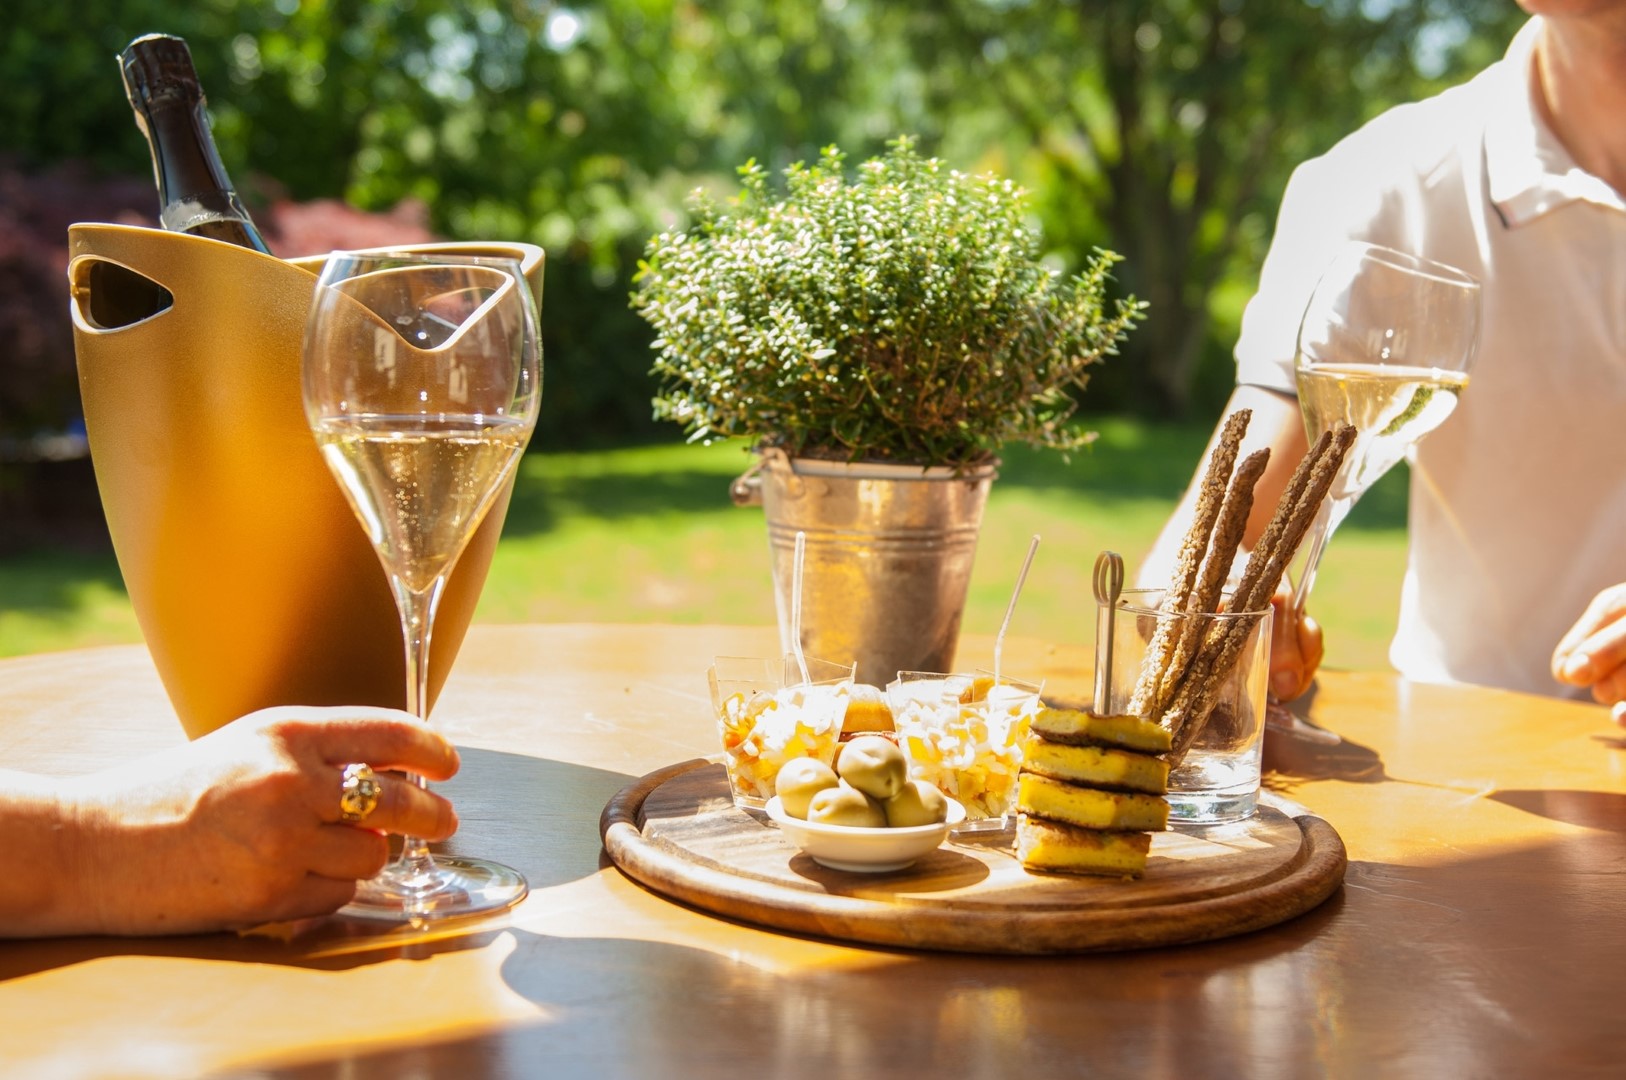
[1031,708,1171,754]
[1021,736,1169,795]
[1017,773,1170,832]
[1015,816,1152,878]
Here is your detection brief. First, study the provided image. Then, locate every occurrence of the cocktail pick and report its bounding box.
[791,530,811,687]
[993,534,1042,685]
[1092,550,1124,715]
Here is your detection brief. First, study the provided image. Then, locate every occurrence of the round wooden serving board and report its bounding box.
[600,759,1347,954]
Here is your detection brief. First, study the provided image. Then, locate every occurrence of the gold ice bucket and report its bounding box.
[67,224,543,739]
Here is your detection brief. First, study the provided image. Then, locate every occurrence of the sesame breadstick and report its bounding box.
[1233,422,1357,619]
[1224,426,1333,624]
[1128,409,1252,717]
[1164,423,1357,761]
[1152,447,1271,718]
[1159,608,1269,759]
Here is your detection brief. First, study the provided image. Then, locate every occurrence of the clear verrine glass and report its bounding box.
[886,670,1043,829]
[1107,589,1272,824]
[302,249,541,920]
[709,654,856,808]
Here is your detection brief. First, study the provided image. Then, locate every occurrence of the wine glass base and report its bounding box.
[338,856,529,922]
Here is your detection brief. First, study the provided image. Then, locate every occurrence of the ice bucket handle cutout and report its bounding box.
[68,224,544,739]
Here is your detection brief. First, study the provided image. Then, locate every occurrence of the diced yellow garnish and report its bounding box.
[958,676,996,704]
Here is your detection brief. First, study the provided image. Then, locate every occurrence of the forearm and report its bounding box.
[1140,385,1308,586]
[0,770,101,938]
[0,708,463,939]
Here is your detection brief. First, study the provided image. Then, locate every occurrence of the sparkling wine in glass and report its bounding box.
[1288,242,1481,619]
[303,249,541,920]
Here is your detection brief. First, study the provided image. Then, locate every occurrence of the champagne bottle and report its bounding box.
[118,33,272,254]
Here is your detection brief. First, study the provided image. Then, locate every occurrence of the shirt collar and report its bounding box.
[1484,16,1626,226]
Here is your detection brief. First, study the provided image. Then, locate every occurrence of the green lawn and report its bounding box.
[0,418,1410,672]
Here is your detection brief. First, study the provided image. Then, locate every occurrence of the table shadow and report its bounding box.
[1489,789,1626,832]
[219,896,1349,1079]
[211,820,1624,1079]
[1263,727,1386,789]
[0,748,636,983]
[1262,683,1387,789]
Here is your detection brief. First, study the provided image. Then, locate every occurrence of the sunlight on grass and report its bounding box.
[0,567,144,656]
[0,431,1407,674]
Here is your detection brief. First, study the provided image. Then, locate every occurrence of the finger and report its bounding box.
[1277,613,1325,703]
[267,875,362,924]
[1589,664,1626,708]
[1551,605,1597,664]
[1298,610,1325,673]
[303,823,393,881]
[363,774,459,841]
[1566,618,1626,688]
[286,878,362,917]
[1269,650,1304,703]
[1268,599,1319,702]
[1553,616,1600,682]
[320,768,459,841]
[1552,588,1626,679]
[304,710,461,779]
[1613,701,1626,728]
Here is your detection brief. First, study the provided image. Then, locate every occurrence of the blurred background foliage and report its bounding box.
[0,0,1525,541]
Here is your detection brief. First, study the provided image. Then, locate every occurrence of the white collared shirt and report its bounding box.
[1234,17,1626,697]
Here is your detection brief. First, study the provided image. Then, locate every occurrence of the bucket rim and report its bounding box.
[773,454,999,482]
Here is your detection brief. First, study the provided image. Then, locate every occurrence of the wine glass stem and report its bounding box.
[1289,496,1352,620]
[391,574,448,884]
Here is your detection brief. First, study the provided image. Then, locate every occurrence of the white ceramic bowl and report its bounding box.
[764,795,966,873]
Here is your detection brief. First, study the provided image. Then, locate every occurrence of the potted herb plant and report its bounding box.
[632,137,1143,684]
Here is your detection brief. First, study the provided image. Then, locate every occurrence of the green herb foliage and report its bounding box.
[632,138,1145,470]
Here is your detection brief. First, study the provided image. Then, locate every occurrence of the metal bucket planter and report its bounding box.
[733,447,997,687]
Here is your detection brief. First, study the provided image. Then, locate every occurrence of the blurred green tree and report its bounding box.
[894,0,1526,415]
[1,0,928,450]
[0,0,1528,447]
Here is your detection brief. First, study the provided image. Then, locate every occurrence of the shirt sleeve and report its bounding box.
[1234,135,1404,394]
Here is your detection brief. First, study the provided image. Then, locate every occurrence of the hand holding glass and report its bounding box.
[302,250,540,920]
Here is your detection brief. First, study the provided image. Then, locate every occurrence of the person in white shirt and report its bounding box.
[1145,3,1626,722]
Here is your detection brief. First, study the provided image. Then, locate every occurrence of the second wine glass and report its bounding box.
[1289,242,1481,619]
[302,249,541,920]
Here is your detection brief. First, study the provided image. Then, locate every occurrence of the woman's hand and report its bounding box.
[1552,584,1626,724]
[1268,585,1325,703]
[60,706,460,936]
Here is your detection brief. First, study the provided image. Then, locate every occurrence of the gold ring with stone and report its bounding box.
[338,763,383,824]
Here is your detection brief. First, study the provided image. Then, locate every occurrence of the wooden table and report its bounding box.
[2,624,1622,1078]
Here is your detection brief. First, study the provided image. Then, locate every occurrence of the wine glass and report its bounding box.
[1273,242,1480,737]
[302,249,541,920]
[1289,242,1481,616]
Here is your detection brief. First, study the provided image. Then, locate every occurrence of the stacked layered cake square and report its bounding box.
[1014,707,1171,878]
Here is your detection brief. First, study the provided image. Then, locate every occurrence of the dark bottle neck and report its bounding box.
[134,96,270,253]
[124,40,272,254]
